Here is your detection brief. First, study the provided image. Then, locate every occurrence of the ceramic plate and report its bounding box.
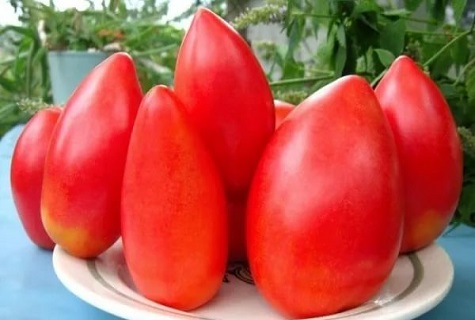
[52,241,453,320]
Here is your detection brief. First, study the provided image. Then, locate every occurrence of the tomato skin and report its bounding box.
[274,99,294,129]
[175,8,274,196]
[247,76,404,318]
[10,107,61,250]
[174,8,274,261]
[41,53,142,259]
[121,86,227,311]
[375,56,463,253]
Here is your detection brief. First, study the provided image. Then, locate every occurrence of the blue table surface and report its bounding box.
[0,125,474,320]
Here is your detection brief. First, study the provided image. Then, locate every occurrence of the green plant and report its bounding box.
[236,0,475,228]
[0,23,50,137]
[9,0,185,89]
[0,0,186,136]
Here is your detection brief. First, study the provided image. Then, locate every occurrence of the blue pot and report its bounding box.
[47,51,109,105]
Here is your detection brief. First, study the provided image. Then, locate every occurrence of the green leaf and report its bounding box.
[357,48,377,75]
[452,0,467,25]
[431,50,453,78]
[403,0,424,10]
[282,58,305,79]
[430,0,449,24]
[353,0,381,14]
[0,25,36,38]
[316,22,337,70]
[0,103,17,120]
[451,35,470,67]
[0,76,17,92]
[374,49,396,67]
[439,83,458,98]
[334,44,347,77]
[286,16,305,59]
[382,9,412,17]
[336,25,346,48]
[330,1,355,17]
[310,0,329,34]
[358,13,379,32]
[466,68,475,107]
[380,19,406,56]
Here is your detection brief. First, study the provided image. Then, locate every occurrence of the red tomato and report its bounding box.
[41,53,142,258]
[274,99,294,129]
[375,55,463,253]
[121,86,227,311]
[10,107,61,250]
[174,8,275,261]
[175,8,274,196]
[247,76,403,318]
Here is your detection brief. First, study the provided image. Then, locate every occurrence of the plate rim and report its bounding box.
[52,242,454,320]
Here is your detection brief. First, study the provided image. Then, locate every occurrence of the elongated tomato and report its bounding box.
[174,8,274,261]
[11,107,61,250]
[247,76,404,318]
[121,86,228,311]
[41,53,142,258]
[375,55,463,253]
[174,8,274,196]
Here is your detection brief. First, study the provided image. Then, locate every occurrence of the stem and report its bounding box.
[0,53,29,66]
[406,29,460,36]
[424,22,475,68]
[268,51,278,76]
[131,44,178,57]
[25,43,34,98]
[371,70,386,88]
[399,16,437,25]
[291,12,333,19]
[306,68,335,76]
[270,75,334,87]
[455,57,475,85]
[123,25,156,46]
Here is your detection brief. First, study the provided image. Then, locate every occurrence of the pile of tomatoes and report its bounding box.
[10,8,462,319]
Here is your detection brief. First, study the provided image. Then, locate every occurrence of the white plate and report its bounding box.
[52,241,453,320]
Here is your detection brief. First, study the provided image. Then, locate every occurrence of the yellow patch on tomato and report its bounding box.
[41,206,106,259]
[403,209,447,252]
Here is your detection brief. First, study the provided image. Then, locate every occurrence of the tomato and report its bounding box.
[175,8,274,196]
[274,99,295,129]
[41,53,142,259]
[121,86,227,311]
[174,8,275,261]
[375,55,463,253]
[247,76,403,318]
[10,107,61,250]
